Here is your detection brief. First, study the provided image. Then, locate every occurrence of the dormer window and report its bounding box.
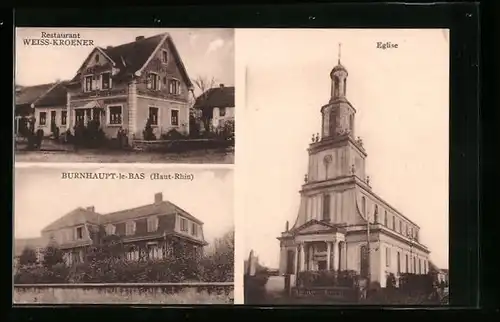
[126,221,136,236]
[168,79,181,95]
[161,49,168,64]
[147,72,160,91]
[76,227,84,240]
[84,75,93,92]
[101,72,111,90]
[105,224,116,235]
[180,217,188,232]
[147,216,159,232]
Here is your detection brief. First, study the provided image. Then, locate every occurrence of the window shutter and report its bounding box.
[146,75,152,89]
[178,81,182,94]
[157,75,161,90]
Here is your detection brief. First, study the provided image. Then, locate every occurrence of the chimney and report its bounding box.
[106,46,113,50]
[154,192,163,204]
[219,83,224,88]
[86,206,95,212]
[136,36,145,41]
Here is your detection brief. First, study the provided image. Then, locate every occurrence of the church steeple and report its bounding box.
[330,43,348,101]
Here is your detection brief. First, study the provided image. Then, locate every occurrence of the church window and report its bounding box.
[323,155,332,180]
[397,252,401,273]
[374,205,378,223]
[385,247,391,267]
[349,114,354,133]
[413,257,417,273]
[392,216,396,230]
[322,194,330,221]
[384,211,388,226]
[334,76,340,97]
[405,254,409,273]
[343,78,347,96]
[361,196,366,216]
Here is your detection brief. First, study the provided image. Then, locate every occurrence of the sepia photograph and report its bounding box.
[15,28,234,164]
[238,29,449,305]
[13,166,234,304]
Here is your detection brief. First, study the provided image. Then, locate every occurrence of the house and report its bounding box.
[277,50,431,288]
[193,84,235,131]
[32,81,70,137]
[63,33,193,144]
[14,83,61,136]
[14,192,207,266]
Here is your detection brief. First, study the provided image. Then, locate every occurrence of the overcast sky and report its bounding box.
[14,166,233,244]
[15,28,234,95]
[237,29,449,269]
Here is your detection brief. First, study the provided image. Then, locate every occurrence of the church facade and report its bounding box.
[277,52,430,288]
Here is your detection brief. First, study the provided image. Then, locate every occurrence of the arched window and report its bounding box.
[323,155,332,180]
[384,211,388,226]
[397,252,401,274]
[334,76,340,97]
[374,205,378,223]
[329,108,338,137]
[413,257,417,273]
[322,194,331,221]
[349,114,354,133]
[361,196,366,216]
[405,254,409,273]
[343,78,347,96]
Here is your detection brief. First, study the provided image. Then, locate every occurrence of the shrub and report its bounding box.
[42,245,65,268]
[19,247,37,266]
[143,118,156,141]
[161,129,186,140]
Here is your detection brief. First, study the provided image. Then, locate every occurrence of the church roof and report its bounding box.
[331,62,348,76]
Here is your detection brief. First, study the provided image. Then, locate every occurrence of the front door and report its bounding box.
[318,260,327,271]
[286,250,294,274]
[50,111,56,128]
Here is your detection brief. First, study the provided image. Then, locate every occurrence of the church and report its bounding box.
[277,48,430,288]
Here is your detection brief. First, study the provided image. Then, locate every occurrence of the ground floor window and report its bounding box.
[39,112,47,126]
[61,111,67,125]
[108,105,123,125]
[149,107,159,126]
[171,109,179,126]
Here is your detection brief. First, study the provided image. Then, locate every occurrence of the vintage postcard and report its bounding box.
[238,29,449,305]
[14,28,234,164]
[13,165,234,304]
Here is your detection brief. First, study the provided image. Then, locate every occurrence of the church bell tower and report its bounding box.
[306,44,367,183]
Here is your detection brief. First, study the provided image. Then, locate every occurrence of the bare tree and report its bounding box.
[192,76,217,132]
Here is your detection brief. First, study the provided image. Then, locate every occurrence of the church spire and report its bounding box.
[338,42,341,64]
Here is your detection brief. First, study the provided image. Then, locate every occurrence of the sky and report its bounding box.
[14,166,234,244]
[15,28,234,95]
[236,29,450,269]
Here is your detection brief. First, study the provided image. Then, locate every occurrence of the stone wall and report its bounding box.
[14,283,233,305]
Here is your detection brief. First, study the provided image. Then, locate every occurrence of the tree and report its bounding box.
[19,247,38,266]
[42,245,65,267]
[192,76,216,132]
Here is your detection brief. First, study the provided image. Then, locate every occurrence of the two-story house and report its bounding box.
[17,192,207,266]
[32,81,70,137]
[64,33,193,144]
[193,84,235,131]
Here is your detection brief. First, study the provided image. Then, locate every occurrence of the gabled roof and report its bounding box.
[41,207,102,233]
[34,81,69,107]
[14,237,47,257]
[15,83,57,106]
[290,219,346,235]
[193,86,235,110]
[101,200,203,225]
[69,33,192,87]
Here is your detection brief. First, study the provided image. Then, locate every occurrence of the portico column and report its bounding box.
[299,243,305,272]
[343,242,347,270]
[326,241,331,270]
[294,245,299,275]
[333,241,340,271]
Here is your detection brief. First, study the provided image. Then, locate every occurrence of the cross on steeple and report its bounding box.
[338,43,342,64]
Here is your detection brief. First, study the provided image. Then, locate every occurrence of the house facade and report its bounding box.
[14,192,207,266]
[15,83,61,136]
[277,54,430,288]
[194,84,235,130]
[31,81,69,137]
[63,33,193,143]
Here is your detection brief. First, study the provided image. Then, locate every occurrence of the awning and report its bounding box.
[77,100,102,109]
